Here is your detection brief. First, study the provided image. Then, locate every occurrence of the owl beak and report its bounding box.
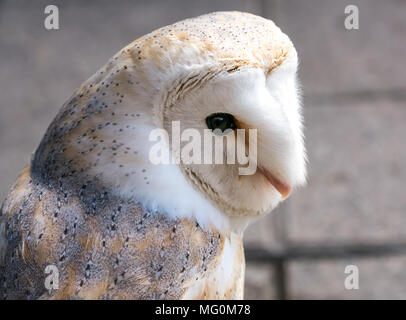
[258,167,292,200]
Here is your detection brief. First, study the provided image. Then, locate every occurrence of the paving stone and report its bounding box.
[264,0,406,95]
[286,99,406,244]
[288,256,406,299]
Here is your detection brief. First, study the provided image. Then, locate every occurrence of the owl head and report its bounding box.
[32,12,306,232]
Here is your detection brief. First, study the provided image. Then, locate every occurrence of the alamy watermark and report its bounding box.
[148,121,258,175]
[44,264,59,293]
[44,5,59,30]
[344,5,359,30]
[344,265,359,290]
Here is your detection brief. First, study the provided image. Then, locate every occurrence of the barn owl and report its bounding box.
[0,11,306,299]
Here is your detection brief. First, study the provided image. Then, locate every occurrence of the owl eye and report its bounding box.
[205,113,237,135]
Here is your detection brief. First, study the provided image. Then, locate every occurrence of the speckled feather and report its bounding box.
[0,11,297,299]
[0,166,236,299]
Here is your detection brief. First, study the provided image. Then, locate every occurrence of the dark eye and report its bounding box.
[205,113,237,134]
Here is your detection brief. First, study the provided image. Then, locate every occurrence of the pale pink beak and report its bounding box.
[258,167,292,200]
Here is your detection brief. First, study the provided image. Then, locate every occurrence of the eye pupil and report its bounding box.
[205,113,236,134]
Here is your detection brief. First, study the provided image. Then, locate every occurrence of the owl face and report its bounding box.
[161,58,306,218]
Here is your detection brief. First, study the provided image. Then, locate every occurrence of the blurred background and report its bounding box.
[1,0,406,299]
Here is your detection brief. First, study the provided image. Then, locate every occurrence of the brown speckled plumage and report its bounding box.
[0,165,224,299]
